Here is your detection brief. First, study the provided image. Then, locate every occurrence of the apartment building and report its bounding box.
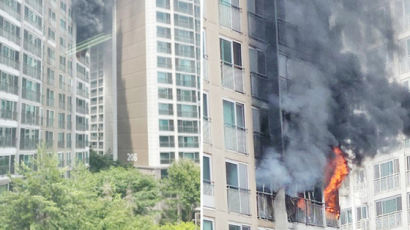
[0,0,90,191]
[202,0,339,229]
[115,0,201,175]
[89,41,115,156]
[338,1,410,230]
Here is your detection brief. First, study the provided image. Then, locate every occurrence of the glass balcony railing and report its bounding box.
[0,0,21,20]
[20,138,39,150]
[0,108,16,121]
[203,180,214,208]
[221,61,244,93]
[0,136,16,148]
[23,64,41,79]
[203,118,211,144]
[0,82,18,95]
[356,219,370,230]
[224,124,246,154]
[0,28,20,45]
[374,173,400,194]
[218,1,241,32]
[376,211,401,230]
[21,113,40,126]
[22,89,41,102]
[227,185,250,215]
[25,0,42,13]
[0,55,19,70]
[24,42,41,58]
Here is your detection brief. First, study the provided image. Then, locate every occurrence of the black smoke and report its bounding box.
[256,0,410,195]
[72,0,113,42]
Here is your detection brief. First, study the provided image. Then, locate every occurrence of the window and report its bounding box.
[203,219,214,230]
[179,152,199,163]
[157,26,171,39]
[376,196,402,230]
[178,136,199,148]
[24,7,42,30]
[159,119,174,131]
[177,104,197,118]
[249,48,266,76]
[223,100,246,152]
[174,0,193,15]
[374,159,400,193]
[157,41,171,54]
[357,205,368,221]
[176,73,196,87]
[160,152,174,164]
[158,88,173,100]
[176,58,195,73]
[178,120,198,133]
[156,0,170,9]
[220,38,243,91]
[174,14,193,29]
[158,72,172,84]
[228,224,250,230]
[0,156,9,175]
[157,12,170,24]
[203,155,211,183]
[175,43,195,58]
[175,29,194,44]
[226,161,250,215]
[219,0,241,32]
[203,93,209,119]
[177,89,196,102]
[157,56,172,69]
[340,208,352,226]
[159,136,174,147]
[159,103,173,115]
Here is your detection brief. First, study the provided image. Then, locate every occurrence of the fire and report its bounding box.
[323,146,349,218]
[297,197,306,211]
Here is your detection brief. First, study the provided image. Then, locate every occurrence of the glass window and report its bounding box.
[157,41,171,54]
[159,119,174,131]
[157,12,170,24]
[157,26,171,39]
[157,56,172,69]
[203,220,213,230]
[158,72,172,84]
[156,0,170,9]
[160,152,174,164]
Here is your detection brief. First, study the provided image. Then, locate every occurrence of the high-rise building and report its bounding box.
[338,1,410,230]
[202,0,337,229]
[89,41,115,156]
[115,0,201,176]
[0,0,90,191]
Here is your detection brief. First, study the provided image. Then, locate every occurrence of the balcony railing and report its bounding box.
[24,42,41,58]
[376,211,401,230]
[0,163,9,175]
[0,108,17,121]
[76,106,88,115]
[218,1,241,32]
[257,192,274,221]
[22,89,41,102]
[0,136,16,148]
[224,124,246,154]
[0,27,20,45]
[326,212,339,228]
[0,82,18,95]
[227,186,250,215]
[0,55,19,70]
[0,0,21,20]
[203,180,214,208]
[374,173,400,194]
[356,219,370,230]
[221,61,244,93]
[178,124,198,134]
[23,64,41,79]
[21,113,40,125]
[203,118,211,144]
[294,198,324,227]
[25,0,42,13]
[20,138,39,150]
[340,224,353,230]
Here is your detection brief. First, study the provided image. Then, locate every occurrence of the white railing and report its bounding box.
[227,186,250,215]
[257,192,274,221]
[218,2,241,32]
[0,27,20,45]
[374,174,400,194]
[221,62,244,93]
[356,219,370,230]
[224,125,246,154]
[203,180,214,208]
[376,211,401,230]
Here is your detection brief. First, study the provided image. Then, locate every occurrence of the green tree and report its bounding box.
[159,222,198,230]
[89,150,120,172]
[161,160,200,223]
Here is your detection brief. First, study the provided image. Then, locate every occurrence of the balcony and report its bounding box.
[203,118,211,144]
[178,124,198,134]
[340,224,353,230]
[326,212,339,228]
[293,198,324,227]
[0,163,9,175]
[0,108,17,121]
[0,136,16,148]
[257,192,274,221]
[227,186,250,215]
[221,61,244,93]
[77,88,89,98]
[251,72,270,100]
[218,1,241,32]
[0,82,18,95]
[224,124,246,154]
[20,138,39,150]
[76,106,88,115]
[22,89,41,103]
[374,173,400,194]
[376,211,401,230]
[0,55,19,70]
[23,64,41,80]
[0,0,21,20]
[25,0,42,13]
[23,42,41,58]
[21,113,40,126]
[356,219,370,230]
[0,27,20,45]
[203,180,214,208]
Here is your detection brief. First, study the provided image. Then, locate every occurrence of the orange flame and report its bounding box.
[324,146,349,218]
[297,197,306,211]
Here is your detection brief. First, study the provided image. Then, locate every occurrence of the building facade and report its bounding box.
[202,0,339,229]
[0,0,90,191]
[115,0,201,175]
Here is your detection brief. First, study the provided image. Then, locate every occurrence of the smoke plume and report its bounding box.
[257,0,410,195]
[72,0,113,42]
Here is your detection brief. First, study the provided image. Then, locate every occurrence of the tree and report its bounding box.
[88,150,120,172]
[161,160,200,223]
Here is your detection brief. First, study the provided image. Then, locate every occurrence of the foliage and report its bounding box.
[159,222,198,230]
[161,160,200,223]
[89,150,120,172]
